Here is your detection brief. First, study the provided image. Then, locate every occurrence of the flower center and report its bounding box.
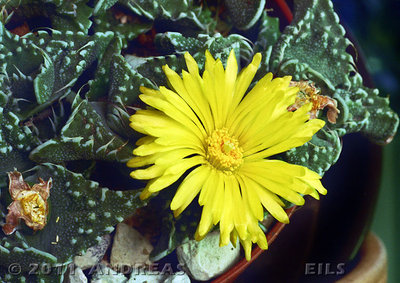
[18,191,46,225]
[206,128,243,173]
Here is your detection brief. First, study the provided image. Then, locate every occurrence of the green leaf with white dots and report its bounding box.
[254,12,281,80]
[86,37,124,101]
[155,32,253,64]
[0,108,39,175]
[269,0,398,146]
[331,85,399,144]
[270,0,356,90]
[0,22,43,79]
[148,191,200,261]
[284,128,341,176]
[254,12,281,54]
[119,0,214,32]
[109,55,154,107]
[0,163,146,277]
[93,0,119,15]
[19,30,114,117]
[106,55,154,140]
[224,0,266,30]
[2,0,94,33]
[29,98,134,163]
[92,8,152,49]
[128,32,254,87]
[33,49,55,105]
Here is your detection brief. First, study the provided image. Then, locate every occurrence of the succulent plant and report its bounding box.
[0,0,398,282]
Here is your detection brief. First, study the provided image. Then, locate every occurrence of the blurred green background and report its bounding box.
[333,0,400,282]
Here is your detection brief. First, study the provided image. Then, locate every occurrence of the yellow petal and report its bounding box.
[245,118,325,160]
[133,142,181,156]
[147,173,183,193]
[205,50,216,74]
[240,174,289,223]
[227,53,261,120]
[159,86,207,138]
[140,186,152,200]
[198,167,216,206]
[126,154,160,168]
[196,202,214,237]
[184,52,200,77]
[154,148,197,165]
[211,171,224,225]
[213,59,227,128]
[164,156,204,175]
[138,93,205,140]
[231,176,248,240]
[219,175,234,246]
[163,65,211,133]
[221,50,238,124]
[241,170,305,206]
[240,238,253,261]
[170,166,209,213]
[130,164,166,180]
[181,70,213,132]
[237,174,264,221]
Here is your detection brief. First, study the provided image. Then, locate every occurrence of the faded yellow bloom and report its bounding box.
[288,80,340,123]
[3,171,51,235]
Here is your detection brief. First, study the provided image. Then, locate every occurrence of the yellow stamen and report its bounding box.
[206,128,243,173]
[17,191,46,225]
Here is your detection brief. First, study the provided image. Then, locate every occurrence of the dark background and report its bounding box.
[332,0,400,282]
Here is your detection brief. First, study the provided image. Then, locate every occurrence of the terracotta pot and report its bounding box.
[212,1,383,282]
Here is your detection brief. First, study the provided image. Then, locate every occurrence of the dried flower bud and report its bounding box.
[2,171,52,235]
[288,81,340,124]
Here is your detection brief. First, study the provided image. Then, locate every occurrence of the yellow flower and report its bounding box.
[127,50,327,260]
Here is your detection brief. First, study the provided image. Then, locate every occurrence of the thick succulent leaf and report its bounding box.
[155,32,204,54]
[269,0,398,145]
[3,0,93,33]
[106,55,154,139]
[284,128,341,176]
[156,32,253,63]
[120,0,214,32]
[86,37,124,101]
[109,55,154,107]
[0,109,38,175]
[0,66,35,110]
[33,49,55,105]
[24,30,114,110]
[93,8,152,49]
[149,195,200,262]
[0,23,43,77]
[270,0,356,90]
[50,1,94,33]
[254,12,281,53]
[129,32,253,86]
[93,0,119,15]
[0,27,115,118]
[30,98,134,163]
[126,54,187,87]
[254,12,281,79]
[331,86,399,144]
[224,0,265,30]
[0,163,146,277]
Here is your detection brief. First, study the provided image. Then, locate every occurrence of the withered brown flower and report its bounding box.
[2,171,52,235]
[288,81,340,124]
